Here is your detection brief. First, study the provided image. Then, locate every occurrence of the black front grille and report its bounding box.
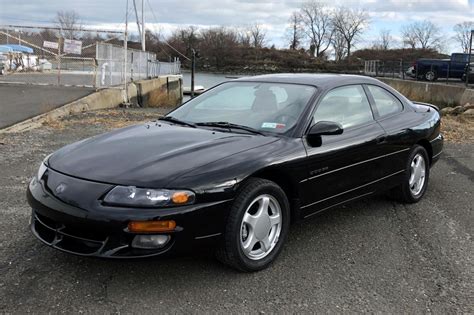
[36,212,108,242]
[32,211,107,255]
[31,210,171,258]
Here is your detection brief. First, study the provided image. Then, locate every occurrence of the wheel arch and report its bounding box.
[416,139,433,165]
[249,167,301,222]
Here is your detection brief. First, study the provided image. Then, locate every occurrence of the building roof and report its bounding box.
[0,45,34,54]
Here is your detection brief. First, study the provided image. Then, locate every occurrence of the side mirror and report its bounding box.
[308,121,343,136]
[306,121,343,147]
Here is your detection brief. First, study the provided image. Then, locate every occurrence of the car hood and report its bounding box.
[48,122,278,187]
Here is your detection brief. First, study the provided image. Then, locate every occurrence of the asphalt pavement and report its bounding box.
[0,112,472,313]
[0,83,94,129]
[0,72,96,87]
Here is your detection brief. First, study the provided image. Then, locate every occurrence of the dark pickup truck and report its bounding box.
[407,53,472,81]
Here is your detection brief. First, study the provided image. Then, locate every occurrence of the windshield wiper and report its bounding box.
[158,116,196,128]
[195,121,265,135]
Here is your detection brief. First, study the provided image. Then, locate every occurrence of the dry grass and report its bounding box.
[43,109,166,130]
[441,115,474,143]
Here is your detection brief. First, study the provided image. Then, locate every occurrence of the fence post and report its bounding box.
[92,57,97,88]
[401,59,405,80]
[446,63,449,84]
[466,30,473,87]
[57,37,62,85]
[191,48,196,98]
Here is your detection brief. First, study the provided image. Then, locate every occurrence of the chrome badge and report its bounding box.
[55,183,67,195]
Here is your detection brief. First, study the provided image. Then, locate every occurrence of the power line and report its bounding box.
[146,0,191,61]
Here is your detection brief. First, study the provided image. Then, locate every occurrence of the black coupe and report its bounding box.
[27,74,443,271]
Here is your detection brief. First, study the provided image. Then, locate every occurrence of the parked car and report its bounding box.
[408,53,471,81]
[27,74,443,272]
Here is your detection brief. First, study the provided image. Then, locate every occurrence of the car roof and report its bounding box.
[234,73,383,89]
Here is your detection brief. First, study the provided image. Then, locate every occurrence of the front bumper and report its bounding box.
[27,169,232,258]
[430,133,443,166]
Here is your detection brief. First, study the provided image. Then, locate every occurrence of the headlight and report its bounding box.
[103,186,195,207]
[37,154,51,180]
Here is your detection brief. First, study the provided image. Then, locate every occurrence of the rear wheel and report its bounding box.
[216,178,290,272]
[424,70,437,81]
[391,145,430,203]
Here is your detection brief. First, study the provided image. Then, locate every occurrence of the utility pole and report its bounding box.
[132,0,145,51]
[124,0,129,103]
[141,0,145,51]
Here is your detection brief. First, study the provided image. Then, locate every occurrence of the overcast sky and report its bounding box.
[0,0,473,54]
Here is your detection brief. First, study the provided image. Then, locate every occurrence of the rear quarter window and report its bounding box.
[367,85,403,117]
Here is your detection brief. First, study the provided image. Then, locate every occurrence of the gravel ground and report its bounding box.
[0,109,473,313]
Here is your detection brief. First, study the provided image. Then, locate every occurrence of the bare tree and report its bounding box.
[453,21,474,53]
[298,1,333,58]
[402,20,442,50]
[379,29,392,50]
[286,12,303,50]
[237,27,251,47]
[168,26,200,56]
[401,24,417,49]
[332,31,346,62]
[332,7,369,59]
[249,24,267,48]
[200,27,239,69]
[54,10,82,39]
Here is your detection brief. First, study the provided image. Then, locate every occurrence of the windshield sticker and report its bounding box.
[261,122,286,129]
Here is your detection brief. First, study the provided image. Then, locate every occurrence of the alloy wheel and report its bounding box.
[409,153,426,196]
[240,194,282,260]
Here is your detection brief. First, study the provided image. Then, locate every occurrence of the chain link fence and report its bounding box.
[364,57,473,88]
[96,43,180,88]
[0,25,181,89]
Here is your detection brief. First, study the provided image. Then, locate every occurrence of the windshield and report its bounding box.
[168,82,317,134]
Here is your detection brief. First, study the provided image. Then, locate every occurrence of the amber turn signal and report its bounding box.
[128,220,176,233]
[172,191,192,204]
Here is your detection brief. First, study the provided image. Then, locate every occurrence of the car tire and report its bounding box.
[391,145,430,203]
[216,178,290,272]
[424,70,437,81]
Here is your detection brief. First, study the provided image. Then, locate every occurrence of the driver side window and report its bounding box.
[313,85,374,129]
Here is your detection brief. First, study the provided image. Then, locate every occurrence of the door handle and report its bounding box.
[376,135,387,144]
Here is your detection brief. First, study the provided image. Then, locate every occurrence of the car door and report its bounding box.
[364,84,411,184]
[300,84,387,218]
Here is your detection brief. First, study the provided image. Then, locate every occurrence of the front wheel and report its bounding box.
[216,178,290,272]
[391,145,430,203]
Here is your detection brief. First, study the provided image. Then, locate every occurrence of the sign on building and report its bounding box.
[43,41,59,50]
[63,39,82,55]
